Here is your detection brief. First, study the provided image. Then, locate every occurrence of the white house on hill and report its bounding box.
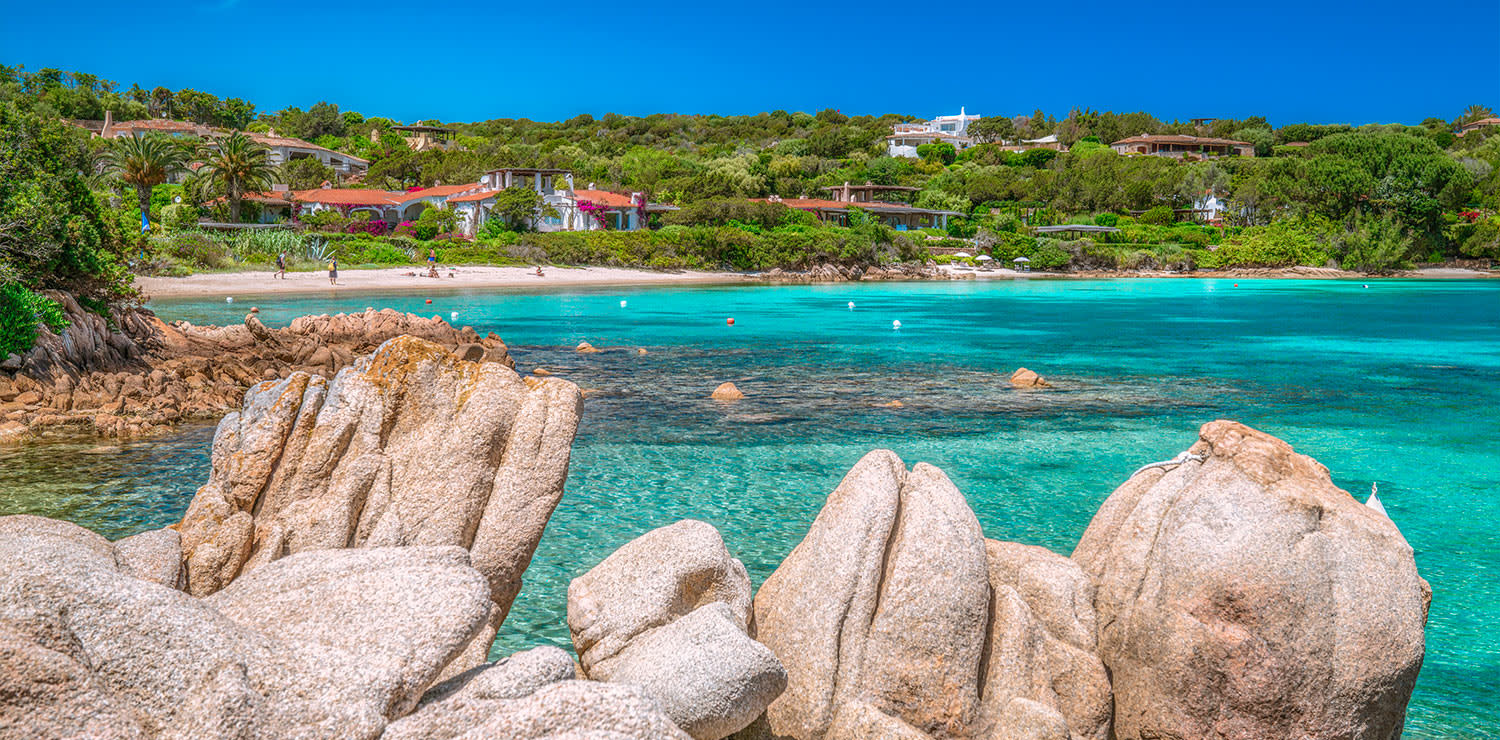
[887,107,982,157]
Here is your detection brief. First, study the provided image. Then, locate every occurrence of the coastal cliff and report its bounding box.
[0,338,1429,740]
[0,298,511,442]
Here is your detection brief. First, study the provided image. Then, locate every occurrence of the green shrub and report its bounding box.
[1199,220,1334,269]
[0,285,68,358]
[160,203,199,231]
[1139,205,1174,226]
[1094,213,1118,227]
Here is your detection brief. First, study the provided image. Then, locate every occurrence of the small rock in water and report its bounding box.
[711,382,745,401]
[1009,368,1050,388]
[532,368,552,377]
[636,348,648,355]
[576,342,601,354]
[877,400,904,409]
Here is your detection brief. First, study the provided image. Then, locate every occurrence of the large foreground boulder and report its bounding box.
[753,451,991,739]
[1072,420,1430,740]
[569,520,784,739]
[176,335,582,674]
[0,515,493,740]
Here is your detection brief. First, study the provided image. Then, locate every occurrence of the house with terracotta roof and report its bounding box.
[762,181,962,231]
[887,107,982,157]
[79,113,369,179]
[1110,134,1255,159]
[1457,117,1500,136]
[448,169,675,234]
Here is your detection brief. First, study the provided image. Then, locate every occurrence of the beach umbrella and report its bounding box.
[1013,257,1031,263]
[954,251,972,258]
[975,255,993,262]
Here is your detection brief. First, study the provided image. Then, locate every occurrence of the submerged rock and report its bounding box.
[177,335,582,677]
[1073,420,1430,740]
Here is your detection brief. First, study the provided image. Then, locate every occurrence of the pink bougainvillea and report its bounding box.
[577,199,612,229]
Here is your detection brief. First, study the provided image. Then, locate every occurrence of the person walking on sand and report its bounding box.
[428,247,437,267]
[275,252,286,280]
[328,258,338,286]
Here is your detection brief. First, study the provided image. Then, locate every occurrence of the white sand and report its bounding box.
[136,265,751,298]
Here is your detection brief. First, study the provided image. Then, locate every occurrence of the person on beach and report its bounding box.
[328,258,338,286]
[535,265,545,277]
[275,252,286,279]
[428,248,437,267]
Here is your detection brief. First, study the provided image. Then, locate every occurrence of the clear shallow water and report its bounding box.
[4,278,1497,738]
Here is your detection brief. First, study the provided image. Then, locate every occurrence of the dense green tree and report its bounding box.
[281,157,337,190]
[194,131,276,222]
[967,116,1016,144]
[108,133,188,231]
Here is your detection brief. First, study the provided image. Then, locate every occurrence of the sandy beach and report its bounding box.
[136,263,1498,299]
[136,265,752,298]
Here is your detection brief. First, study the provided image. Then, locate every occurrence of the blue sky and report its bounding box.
[3,0,1496,126]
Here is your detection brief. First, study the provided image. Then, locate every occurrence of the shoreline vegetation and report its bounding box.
[132,263,1499,299]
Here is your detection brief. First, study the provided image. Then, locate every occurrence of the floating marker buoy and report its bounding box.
[225,297,233,303]
[848,301,855,309]
[892,320,902,330]
[450,311,458,320]
[1363,284,1369,289]
[726,318,735,326]
[620,300,627,308]
[1233,283,1238,287]
[426,299,433,304]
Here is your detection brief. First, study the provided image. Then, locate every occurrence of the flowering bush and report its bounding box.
[577,199,612,229]
[394,220,418,239]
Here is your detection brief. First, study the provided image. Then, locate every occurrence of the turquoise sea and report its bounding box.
[2,278,1496,738]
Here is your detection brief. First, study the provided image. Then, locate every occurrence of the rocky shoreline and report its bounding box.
[0,295,512,442]
[0,336,1430,740]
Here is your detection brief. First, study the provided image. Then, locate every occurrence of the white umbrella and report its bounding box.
[975,255,993,262]
[953,251,972,258]
[1013,256,1031,263]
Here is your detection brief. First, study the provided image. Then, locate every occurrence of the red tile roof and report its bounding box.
[394,184,481,203]
[291,189,406,206]
[447,189,501,203]
[1111,134,1251,147]
[245,132,369,164]
[573,190,636,208]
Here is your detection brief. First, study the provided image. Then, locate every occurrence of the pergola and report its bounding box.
[1033,224,1121,238]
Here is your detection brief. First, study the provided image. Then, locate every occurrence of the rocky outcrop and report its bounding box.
[1072,420,1430,740]
[569,520,783,739]
[976,541,1111,740]
[0,304,513,440]
[753,451,991,739]
[380,646,577,740]
[758,263,970,283]
[0,514,493,740]
[175,335,581,679]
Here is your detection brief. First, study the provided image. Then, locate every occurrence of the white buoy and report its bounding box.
[450,311,458,320]
[1363,284,1369,289]
[892,320,902,330]
[848,301,855,309]
[225,296,234,303]
[620,300,627,308]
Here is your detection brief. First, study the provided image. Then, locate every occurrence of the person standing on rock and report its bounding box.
[275,252,286,280]
[328,258,338,286]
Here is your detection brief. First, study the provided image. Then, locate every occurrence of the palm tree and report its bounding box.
[108,134,188,233]
[196,131,276,223]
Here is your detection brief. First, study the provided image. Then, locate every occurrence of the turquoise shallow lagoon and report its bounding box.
[2,278,1496,737]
